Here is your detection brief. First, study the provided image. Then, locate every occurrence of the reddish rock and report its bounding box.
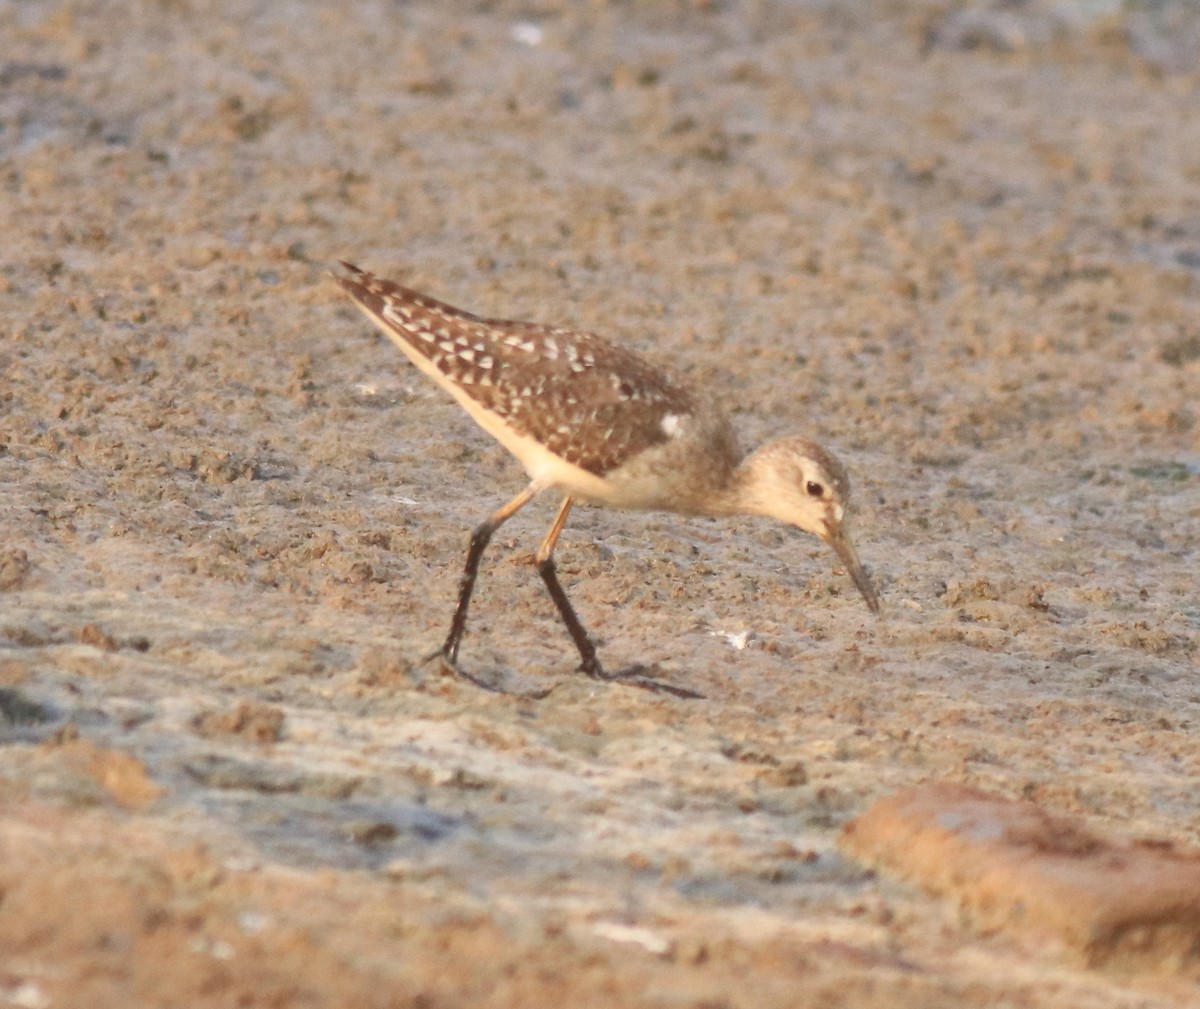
[41,736,165,811]
[841,783,1200,974]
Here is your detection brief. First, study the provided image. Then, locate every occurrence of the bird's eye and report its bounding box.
[805,481,824,499]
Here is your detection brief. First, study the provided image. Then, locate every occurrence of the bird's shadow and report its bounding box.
[420,651,702,700]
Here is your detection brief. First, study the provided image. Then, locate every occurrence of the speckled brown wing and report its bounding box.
[334,263,698,476]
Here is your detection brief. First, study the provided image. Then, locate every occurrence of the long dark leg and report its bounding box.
[534,498,703,700]
[430,484,539,689]
[534,498,602,675]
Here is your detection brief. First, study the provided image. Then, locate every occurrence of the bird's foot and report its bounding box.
[581,658,704,700]
[419,648,557,699]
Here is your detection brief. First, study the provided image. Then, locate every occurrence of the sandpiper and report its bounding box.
[332,263,879,698]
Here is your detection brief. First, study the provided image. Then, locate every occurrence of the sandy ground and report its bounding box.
[2,0,1199,1005]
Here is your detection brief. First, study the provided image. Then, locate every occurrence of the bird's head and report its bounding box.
[740,437,880,613]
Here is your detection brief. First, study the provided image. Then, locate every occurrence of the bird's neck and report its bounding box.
[703,446,772,518]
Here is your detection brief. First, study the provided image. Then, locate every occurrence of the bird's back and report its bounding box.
[334,264,738,497]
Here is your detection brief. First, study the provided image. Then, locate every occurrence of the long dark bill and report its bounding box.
[825,522,881,614]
